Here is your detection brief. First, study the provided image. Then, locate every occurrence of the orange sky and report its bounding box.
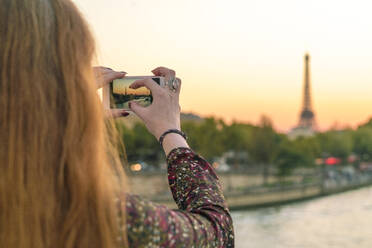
[126,87,150,96]
[113,79,150,96]
[75,0,372,132]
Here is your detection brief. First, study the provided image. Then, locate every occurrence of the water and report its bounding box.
[232,186,372,248]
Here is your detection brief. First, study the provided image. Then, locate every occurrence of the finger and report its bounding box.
[103,71,127,84]
[152,67,175,78]
[96,71,126,89]
[93,66,108,72]
[129,78,162,94]
[101,69,126,76]
[128,101,148,120]
[104,109,129,119]
[93,66,112,76]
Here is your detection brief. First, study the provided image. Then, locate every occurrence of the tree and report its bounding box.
[182,118,225,161]
[116,121,163,166]
[248,115,282,184]
[275,142,312,179]
[315,130,353,163]
[292,136,321,161]
[220,122,255,169]
[353,127,372,161]
[358,118,372,129]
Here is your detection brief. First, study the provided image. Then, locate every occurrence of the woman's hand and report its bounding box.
[129,67,181,139]
[129,67,189,155]
[93,66,129,118]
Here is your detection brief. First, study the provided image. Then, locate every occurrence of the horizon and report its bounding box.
[179,111,372,133]
[75,0,372,132]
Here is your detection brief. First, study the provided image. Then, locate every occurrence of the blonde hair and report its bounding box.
[0,0,127,247]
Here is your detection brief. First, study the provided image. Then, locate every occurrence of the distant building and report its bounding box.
[181,112,203,122]
[288,54,317,139]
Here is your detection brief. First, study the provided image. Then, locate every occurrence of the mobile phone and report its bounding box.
[102,76,165,110]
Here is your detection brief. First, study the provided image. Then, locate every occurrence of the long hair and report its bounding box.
[0,0,127,247]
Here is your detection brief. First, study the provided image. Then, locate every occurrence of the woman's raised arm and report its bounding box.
[123,147,234,247]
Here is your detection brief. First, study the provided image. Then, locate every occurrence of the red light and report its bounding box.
[325,157,341,165]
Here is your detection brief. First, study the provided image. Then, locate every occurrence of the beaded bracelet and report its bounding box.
[159,129,187,148]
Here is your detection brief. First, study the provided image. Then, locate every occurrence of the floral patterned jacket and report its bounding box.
[118,147,234,247]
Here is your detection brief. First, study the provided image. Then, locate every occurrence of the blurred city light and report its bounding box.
[130,163,142,172]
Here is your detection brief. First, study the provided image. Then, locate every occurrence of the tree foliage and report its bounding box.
[114,115,372,174]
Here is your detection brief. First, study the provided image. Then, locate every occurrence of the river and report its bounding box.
[232,186,372,248]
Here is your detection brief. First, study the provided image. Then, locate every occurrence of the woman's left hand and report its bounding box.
[93,66,129,118]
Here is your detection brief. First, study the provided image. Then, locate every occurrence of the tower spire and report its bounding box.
[303,53,312,111]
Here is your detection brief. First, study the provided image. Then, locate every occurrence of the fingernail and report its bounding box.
[121,71,127,74]
[121,112,129,117]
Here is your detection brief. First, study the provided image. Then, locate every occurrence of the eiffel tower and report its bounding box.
[298,53,316,128]
[289,53,316,138]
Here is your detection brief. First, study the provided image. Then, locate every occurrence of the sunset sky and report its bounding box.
[75,0,372,132]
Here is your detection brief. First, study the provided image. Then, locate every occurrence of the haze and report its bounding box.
[74,0,372,132]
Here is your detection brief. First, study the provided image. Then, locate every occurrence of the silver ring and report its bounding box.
[168,77,179,92]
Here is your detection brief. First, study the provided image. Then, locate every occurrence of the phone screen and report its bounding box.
[110,77,161,109]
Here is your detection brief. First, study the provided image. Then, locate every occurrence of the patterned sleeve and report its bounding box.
[123,147,234,248]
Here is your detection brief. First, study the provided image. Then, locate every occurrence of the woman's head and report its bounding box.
[0,0,125,247]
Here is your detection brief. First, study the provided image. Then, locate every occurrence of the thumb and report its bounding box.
[129,101,147,120]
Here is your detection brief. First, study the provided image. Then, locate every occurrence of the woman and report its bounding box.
[0,0,234,247]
